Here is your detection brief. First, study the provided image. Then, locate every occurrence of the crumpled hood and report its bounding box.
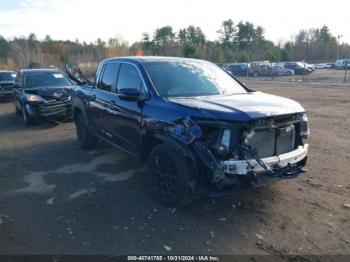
[24,86,72,99]
[167,91,305,121]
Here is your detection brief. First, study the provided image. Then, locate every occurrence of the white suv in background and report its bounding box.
[335,59,350,69]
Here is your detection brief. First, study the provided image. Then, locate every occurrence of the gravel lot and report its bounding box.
[0,81,349,257]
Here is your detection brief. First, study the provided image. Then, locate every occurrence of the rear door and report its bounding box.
[89,62,120,139]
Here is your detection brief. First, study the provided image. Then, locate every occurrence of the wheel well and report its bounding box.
[143,135,163,160]
[142,135,197,170]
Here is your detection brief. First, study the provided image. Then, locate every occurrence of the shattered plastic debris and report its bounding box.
[255,233,264,240]
[46,197,54,205]
[164,245,172,251]
[168,117,202,144]
[0,215,13,225]
[342,203,350,209]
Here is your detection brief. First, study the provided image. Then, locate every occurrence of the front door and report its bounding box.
[107,63,146,156]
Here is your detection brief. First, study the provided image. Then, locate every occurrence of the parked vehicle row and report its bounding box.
[314,63,333,69]
[222,60,323,77]
[2,57,310,207]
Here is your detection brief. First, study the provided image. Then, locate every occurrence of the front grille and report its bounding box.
[0,84,13,92]
[37,97,71,116]
[246,124,296,158]
[44,96,70,104]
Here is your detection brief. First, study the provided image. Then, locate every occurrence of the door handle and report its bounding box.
[91,95,96,100]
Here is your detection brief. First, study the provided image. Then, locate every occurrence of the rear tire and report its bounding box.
[147,143,194,207]
[75,113,97,149]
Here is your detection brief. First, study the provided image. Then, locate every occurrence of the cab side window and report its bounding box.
[98,63,120,92]
[117,64,143,92]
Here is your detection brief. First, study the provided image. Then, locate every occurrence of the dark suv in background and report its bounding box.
[70,57,309,206]
[226,63,251,76]
[12,69,73,125]
[284,62,313,75]
[0,70,16,99]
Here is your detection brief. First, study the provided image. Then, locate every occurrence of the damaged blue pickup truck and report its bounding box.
[69,57,309,206]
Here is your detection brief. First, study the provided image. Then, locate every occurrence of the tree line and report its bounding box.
[0,20,349,72]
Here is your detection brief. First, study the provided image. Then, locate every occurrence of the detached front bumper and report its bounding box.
[222,144,309,176]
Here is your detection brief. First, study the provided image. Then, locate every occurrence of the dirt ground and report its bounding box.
[0,81,349,258]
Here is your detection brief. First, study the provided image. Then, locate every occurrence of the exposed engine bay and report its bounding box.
[180,113,309,191]
[201,113,307,158]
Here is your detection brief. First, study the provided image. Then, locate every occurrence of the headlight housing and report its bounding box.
[213,129,231,156]
[25,94,45,102]
[300,113,310,138]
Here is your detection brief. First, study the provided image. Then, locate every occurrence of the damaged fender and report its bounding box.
[150,117,227,188]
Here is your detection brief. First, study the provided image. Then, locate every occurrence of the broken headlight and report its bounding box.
[216,129,231,155]
[201,124,240,160]
[25,94,46,103]
[300,113,310,138]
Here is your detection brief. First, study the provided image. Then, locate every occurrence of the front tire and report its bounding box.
[75,113,97,149]
[14,101,21,115]
[147,143,194,206]
[22,105,34,125]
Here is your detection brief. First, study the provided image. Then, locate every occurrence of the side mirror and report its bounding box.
[119,88,146,101]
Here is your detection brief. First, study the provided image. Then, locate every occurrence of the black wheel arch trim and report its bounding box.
[144,132,197,163]
[72,99,89,126]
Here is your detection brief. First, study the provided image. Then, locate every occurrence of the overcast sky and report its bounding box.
[0,0,348,45]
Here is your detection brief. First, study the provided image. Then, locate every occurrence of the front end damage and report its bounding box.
[164,113,309,196]
[23,90,72,121]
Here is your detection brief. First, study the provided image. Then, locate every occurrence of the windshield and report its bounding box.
[25,72,72,88]
[0,72,16,82]
[145,61,247,97]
